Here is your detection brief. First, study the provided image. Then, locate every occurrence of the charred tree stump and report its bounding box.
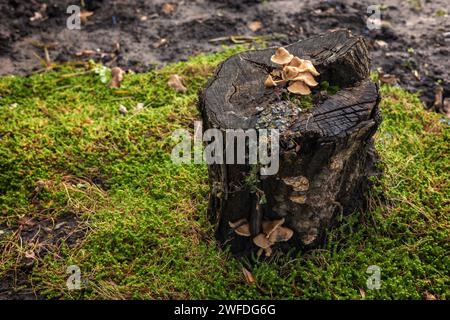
[198,30,381,257]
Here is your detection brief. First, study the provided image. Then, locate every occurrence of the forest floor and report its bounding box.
[1,0,449,111]
[0,47,449,299]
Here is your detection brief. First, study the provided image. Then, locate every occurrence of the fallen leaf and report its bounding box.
[135,103,144,112]
[443,98,450,119]
[153,38,168,48]
[424,291,437,300]
[168,74,187,93]
[248,21,262,32]
[242,267,255,284]
[374,40,388,48]
[118,105,128,114]
[80,11,94,23]
[75,50,97,57]
[30,12,43,22]
[162,3,176,14]
[359,287,366,299]
[25,250,36,260]
[109,67,125,88]
[379,73,398,85]
[434,85,443,111]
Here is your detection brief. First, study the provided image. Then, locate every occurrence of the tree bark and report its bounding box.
[198,30,381,257]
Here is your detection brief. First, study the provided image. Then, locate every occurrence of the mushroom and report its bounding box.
[282,66,300,80]
[287,81,311,95]
[270,47,294,65]
[268,226,294,243]
[262,218,285,238]
[264,75,277,87]
[253,233,272,249]
[295,59,320,76]
[292,72,319,87]
[229,218,251,237]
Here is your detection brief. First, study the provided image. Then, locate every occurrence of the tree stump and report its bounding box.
[198,30,381,257]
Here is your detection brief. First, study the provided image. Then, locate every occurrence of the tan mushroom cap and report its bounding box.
[296,59,320,76]
[271,47,294,65]
[268,226,294,243]
[288,56,303,68]
[287,81,311,95]
[282,66,300,80]
[262,218,285,238]
[264,75,277,87]
[293,72,319,87]
[253,233,272,249]
[229,218,251,237]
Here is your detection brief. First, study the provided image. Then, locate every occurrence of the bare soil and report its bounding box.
[0,0,449,110]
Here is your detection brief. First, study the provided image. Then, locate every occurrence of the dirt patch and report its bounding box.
[0,175,105,300]
[0,213,86,299]
[0,0,449,111]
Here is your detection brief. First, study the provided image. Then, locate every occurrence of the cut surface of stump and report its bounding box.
[198,30,381,257]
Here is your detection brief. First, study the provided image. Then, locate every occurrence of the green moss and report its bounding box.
[0,47,448,300]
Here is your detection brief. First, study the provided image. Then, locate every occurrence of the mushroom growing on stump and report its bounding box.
[198,30,381,257]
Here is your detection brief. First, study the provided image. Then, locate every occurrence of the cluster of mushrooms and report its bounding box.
[264,47,320,95]
[229,217,294,257]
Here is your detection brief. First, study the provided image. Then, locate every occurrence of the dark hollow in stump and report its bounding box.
[198,30,381,257]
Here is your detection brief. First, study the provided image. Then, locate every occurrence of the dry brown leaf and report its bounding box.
[80,11,94,23]
[359,288,366,299]
[118,105,128,114]
[248,21,262,32]
[153,38,168,48]
[424,291,437,300]
[168,74,187,93]
[379,73,398,85]
[25,250,36,260]
[162,3,176,14]
[242,267,255,284]
[109,67,125,88]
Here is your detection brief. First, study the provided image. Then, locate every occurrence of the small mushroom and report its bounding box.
[287,81,311,95]
[229,218,251,237]
[253,233,272,249]
[270,47,294,65]
[296,59,320,76]
[288,56,303,68]
[264,75,277,87]
[268,226,294,243]
[282,66,300,80]
[292,72,318,87]
[262,218,285,238]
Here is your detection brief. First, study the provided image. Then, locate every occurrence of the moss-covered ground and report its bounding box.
[0,46,448,299]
